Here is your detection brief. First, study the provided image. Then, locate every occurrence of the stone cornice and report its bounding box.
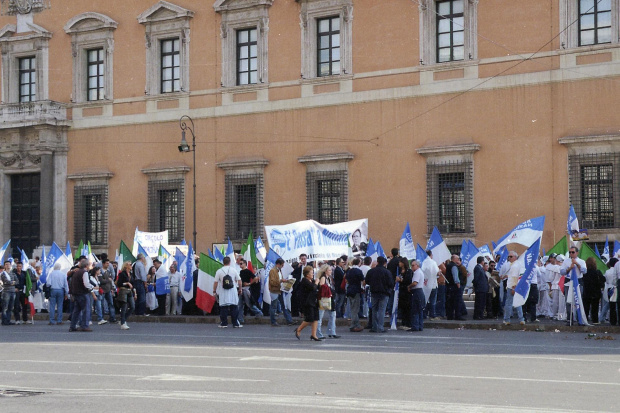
[416,143,480,157]
[141,162,190,175]
[558,134,620,146]
[298,152,354,164]
[217,157,269,170]
[67,170,114,180]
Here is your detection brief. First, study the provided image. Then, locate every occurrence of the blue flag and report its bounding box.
[65,241,71,257]
[261,248,282,305]
[494,215,545,254]
[41,242,64,284]
[365,238,376,258]
[603,236,610,260]
[595,244,601,259]
[184,242,194,293]
[19,247,30,272]
[207,248,215,260]
[180,239,187,246]
[570,268,587,325]
[512,238,541,307]
[614,241,620,258]
[496,247,509,271]
[375,242,387,259]
[567,205,579,235]
[155,273,171,295]
[426,227,451,265]
[226,238,234,257]
[213,246,225,263]
[415,244,428,263]
[40,246,46,282]
[459,239,468,261]
[399,222,415,260]
[175,247,186,269]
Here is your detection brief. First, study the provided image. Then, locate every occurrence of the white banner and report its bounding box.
[133,227,168,257]
[265,219,368,263]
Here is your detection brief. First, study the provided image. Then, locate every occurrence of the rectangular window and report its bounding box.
[148,179,184,243]
[86,48,105,101]
[306,170,348,224]
[317,16,340,77]
[438,172,466,233]
[74,185,108,246]
[19,56,36,102]
[236,184,257,238]
[161,38,180,93]
[317,179,342,225]
[236,28,258,85]
[581,164,614,228]
[436,0,465,63]
[225,172,264,240]
[579,0,612,46]
[569,152,620,230]
[426,160,473,234]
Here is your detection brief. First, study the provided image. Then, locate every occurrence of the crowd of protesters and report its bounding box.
[2,245,620,333]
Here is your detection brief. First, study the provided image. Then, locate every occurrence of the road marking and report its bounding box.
[5,359,620,387]
[138,374,267,382]
[0,385,599,412]
[239,355,339,362]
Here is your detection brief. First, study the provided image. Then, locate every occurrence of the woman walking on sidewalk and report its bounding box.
[295,266,321,341]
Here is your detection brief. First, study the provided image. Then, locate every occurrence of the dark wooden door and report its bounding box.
[11,173,40,258]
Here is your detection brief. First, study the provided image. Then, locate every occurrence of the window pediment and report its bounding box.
[0,22,51,40]
[214,0,274,13]
[64,12,118,34]
[138,1,194,24]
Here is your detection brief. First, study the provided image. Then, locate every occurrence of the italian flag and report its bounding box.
[196,253,221,314]
[240,231,262,273]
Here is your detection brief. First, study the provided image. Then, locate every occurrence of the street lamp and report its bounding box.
[178,115,197,250]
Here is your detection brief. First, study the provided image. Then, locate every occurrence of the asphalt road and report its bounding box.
[1,322,619,412]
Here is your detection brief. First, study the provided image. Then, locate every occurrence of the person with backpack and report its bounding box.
[213,256,242,328]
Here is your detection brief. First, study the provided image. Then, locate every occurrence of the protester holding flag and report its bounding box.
[561,247,586,320]
[503,251,525,326]
[294,265,321,341]
[600,258,618,325]
[239,259,263,317]
[582,257,605,324]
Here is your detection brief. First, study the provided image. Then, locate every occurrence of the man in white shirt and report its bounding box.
[422,250,441,320]
[409,260,426,331]
[167,264,182,315]
[213,257,242,328]
[503,251,525,326]
[561,246,586,322]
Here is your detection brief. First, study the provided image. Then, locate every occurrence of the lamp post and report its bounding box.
[178,115,196,250]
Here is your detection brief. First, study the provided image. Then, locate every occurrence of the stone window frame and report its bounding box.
[214,0,272,88]
[217,158,268,242]
[559,135,620,238]
[64,12,117,104]
[560,0,620,50]
[417,143,479,243]
[299,0,353,79]
[0,22,51,103]
[142,163,189,244]
[418,0,478,66]
[138,0,194,96]
[298,152,353,224]
[68,171,113,250]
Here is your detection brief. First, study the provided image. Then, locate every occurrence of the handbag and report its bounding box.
[117,287,130,303]
[319,297,332,310]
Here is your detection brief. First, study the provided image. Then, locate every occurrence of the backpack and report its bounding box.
[222,269,235,290]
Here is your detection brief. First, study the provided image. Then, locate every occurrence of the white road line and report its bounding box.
[0,370,268,383]
[4,359,620,387]
[87,352,346,363]
[0,385,599,412]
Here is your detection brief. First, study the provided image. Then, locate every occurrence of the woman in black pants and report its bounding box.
[295,266,321,341]
[396,258,413,330]
[582,257,605,324]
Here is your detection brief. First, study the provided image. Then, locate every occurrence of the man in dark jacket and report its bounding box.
[333,257,347,318]
[386,248,400,316]
[365,256,394,333]
[345,258,365,332]
[472,256,488,320]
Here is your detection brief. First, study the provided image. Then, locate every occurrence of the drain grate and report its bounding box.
[0,389,45,398]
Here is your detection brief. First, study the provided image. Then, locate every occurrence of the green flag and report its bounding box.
[547,236,568,257]
[75,240,84,259]
[119,240,136,263]
[579,242,608,274]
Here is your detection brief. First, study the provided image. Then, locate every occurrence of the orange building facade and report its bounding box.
[0,0,619,257]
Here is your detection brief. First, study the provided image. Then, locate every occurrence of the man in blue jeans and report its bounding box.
[46,263,69,325]
[365,256,394,333]
[69,259,93,332]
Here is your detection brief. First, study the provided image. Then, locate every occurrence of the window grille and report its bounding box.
[236,28,258,85]
[74,184,108,246]
[225,172,264,240]
[569,152,619,230]
[160,38,180,93]
[86,48,105,101]
[19,56,36,102]
[306,170,348,224]
[317,16,340,77]
[148,179,184,243]
[427,160,474,234]
[578,0,612,46]
[436,0,465,63]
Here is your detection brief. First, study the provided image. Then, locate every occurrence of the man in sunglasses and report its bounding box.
[503,251,525,326]
[560,246,586,324]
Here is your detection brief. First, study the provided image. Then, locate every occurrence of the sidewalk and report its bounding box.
[31,312,620,334]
